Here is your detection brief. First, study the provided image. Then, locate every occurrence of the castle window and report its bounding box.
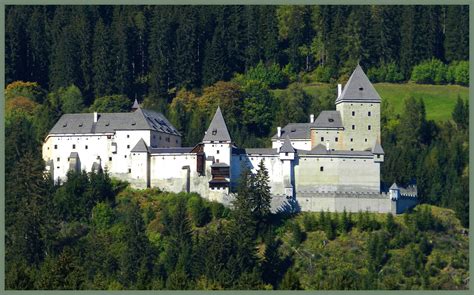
[335,137,338,142]
[127,135,130,138]
[127,145,130,148]
[54,145,58,149]
[109,157,112,161]
[72,144,76,149]
[320,166,324,172]
[351,148,354,151]
[107,135,111,139]
[217,150,220,154]
[57,157,60,162]
[285,152,288,156]
[160,136,162,140]
[176,139,178,144]
[124,155,127,158]
[321,137,324,142]
[352,125,355,130]
[85,145,88,149]
[365,139,367,142]
[128,168,131,173]
[352,111,355,116]
[350,138,353,142]
[368,111,371,116]
[368,125,371,130]
[377,155,380,158]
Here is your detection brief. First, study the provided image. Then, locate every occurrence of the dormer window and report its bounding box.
[212,129,217,135]
[328,118,334,122]
[359,87,364,91]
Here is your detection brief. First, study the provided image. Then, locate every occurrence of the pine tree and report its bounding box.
[251,160,272,233]
[444,5,469,62]
[175,7,199,90]
[92,18,113,98]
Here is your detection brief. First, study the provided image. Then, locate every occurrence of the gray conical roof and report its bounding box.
[202,106,231,142]
[372,142,385,154]
[132,98,140,110]
[336,65,381,104]
[131,138,149,153]
[280,135,295,153]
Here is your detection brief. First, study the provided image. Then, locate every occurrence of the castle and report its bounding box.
[43,66,418,214]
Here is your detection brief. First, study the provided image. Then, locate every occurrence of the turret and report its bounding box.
[389,183,400,200]
[202,107,232,191]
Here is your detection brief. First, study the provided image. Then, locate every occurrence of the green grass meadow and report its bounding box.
[286,82,469,122]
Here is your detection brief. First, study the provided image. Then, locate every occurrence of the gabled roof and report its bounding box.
[131,138,149,153]
[271,123,313,140]
[389,183,399,190]
[202,106,231,142]
[336,65,381,104]
[313,111,343,129]
[48,108,180,136]
[280,135,296,153]
[372,143,385,154]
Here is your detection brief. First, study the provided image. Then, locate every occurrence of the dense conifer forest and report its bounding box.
[5,5,469,290]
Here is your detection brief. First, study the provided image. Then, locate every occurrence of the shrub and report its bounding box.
[314,65,333,83]
[411,59,447,84]
[454,61,469,86]
[237,61,289,89]
[368,62,404,83]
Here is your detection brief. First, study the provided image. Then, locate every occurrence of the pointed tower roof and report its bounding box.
[132,98,140,110]
[202,106,231,142]
[372,142,385,154]
[389,183,399,190]
[131,138,149,153]
[280,135,296,153]
[336,64,381,104]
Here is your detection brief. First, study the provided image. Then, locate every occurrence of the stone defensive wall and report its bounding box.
[269,191,418,215]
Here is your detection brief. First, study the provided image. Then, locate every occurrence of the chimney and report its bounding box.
[310,114,315,123]
[277,126,281,138]
[337,84,342,98]
[94,112,98,123]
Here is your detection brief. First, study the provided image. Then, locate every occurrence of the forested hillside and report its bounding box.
[5,170,469,289]
[6,5,468,102]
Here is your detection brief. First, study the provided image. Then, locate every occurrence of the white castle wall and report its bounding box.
[294,155,380,192]
[231,154,288,195]
[42,128,182,183]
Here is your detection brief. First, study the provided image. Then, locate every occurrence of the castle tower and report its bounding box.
[202,107,232,191]
[336,65,381,151]
[279,135,296,197]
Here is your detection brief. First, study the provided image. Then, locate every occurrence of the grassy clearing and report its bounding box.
[277,82,469,122]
